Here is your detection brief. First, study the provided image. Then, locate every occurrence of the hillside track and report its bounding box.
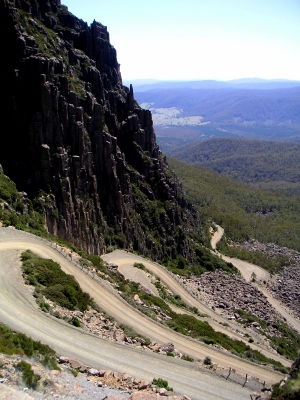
[103,250,290,366]
[211,225,300,334]
[0,228,285,399]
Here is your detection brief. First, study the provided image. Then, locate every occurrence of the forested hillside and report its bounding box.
[168,157,300,252]
[169,138,300,195]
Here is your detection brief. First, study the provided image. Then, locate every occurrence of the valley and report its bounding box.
[134,81,300,153]
[0,0,300,399]
[167,156,300,251]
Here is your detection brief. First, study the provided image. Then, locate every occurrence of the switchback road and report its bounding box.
[211,225,300,334]
[0,227,285,399]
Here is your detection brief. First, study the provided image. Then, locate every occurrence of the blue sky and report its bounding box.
[62,0,300,81]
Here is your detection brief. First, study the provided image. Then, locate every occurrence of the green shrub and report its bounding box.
[0,173,47,236]
[234,309,267,329]
[234,310,300,360]
[16,361,40,389]
[119,324,150,345]
[165,313,285,369]
[267,321,300,360]
[70,368,79,377]
[41,353,59,370]
[133,262,146,270]
[0,174,18,202]
[271,372,300,399]
[39,301,50,312]
[203,356,212,365]
[152,378,172,391]
[181,354,193,362]
[21,250,92,312]
[70,317,81,327]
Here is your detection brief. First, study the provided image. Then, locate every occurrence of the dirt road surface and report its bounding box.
[211,225,270,282]
[210,225,300,334]
[0,228,285,399]
[118,263,159,296]
[211,226,224,250]
[105,251,289,366]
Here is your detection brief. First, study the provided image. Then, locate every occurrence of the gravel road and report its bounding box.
[210,225,300,334]
[0,227,284,399]
[211,226,224,250]
[118,263,159,296]
[211,225,270,282]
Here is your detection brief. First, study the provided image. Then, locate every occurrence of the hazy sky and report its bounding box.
[62,0,300,81]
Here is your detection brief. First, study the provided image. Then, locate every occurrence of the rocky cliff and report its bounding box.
[0,0,202,260]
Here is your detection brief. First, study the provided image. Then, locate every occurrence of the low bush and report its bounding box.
[70,316,81,327]
[126,286,286,370]
[271,373,300,399]
[16,361,40,389]
[70,368,79,377]
[0,323,58,369]
[152,378,172,391]
[133,262,146,270]
[181,354,194,362]
[235,309,300,360]
[267,321,300,360]
[234,309,267,329]
[21,250,92,312]
[203,356,212,365]
[119,324,151,345]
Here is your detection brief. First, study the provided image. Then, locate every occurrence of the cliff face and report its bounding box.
[0,0,202,259]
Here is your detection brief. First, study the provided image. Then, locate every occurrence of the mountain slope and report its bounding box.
[0,0,202,262]
[167,157,300,251]
[169,138,300,194]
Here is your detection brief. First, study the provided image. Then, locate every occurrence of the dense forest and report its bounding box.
[169,138,300,195]
[167,157,300,252]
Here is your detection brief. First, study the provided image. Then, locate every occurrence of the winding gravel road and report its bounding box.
[211,225,300,334]
[103,250,290,367]
[0,227,285,399]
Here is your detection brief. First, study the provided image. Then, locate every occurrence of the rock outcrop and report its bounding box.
[0,0,202,259]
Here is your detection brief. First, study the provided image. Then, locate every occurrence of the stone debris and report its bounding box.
[0,353,186,400]
[42,301,181,358]
[134,294,144,305]
[230,239,300,320]
[183,269,293,338]
[267,265,300,320]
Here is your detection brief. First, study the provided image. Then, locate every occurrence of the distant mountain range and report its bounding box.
[124,78,300,91]
[131,79,300,152]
